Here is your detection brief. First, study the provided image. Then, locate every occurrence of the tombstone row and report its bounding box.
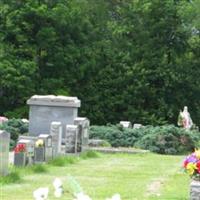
[13,118,89,167]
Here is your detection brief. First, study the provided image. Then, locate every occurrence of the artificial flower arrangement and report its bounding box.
[35,139,44,148]
[33,176,121,200]
[183,149,200,180]
[14,143,26,154]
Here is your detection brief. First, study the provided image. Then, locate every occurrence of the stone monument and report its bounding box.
[74,117,90,152]
[27,95,81,137]
[0,130,10,176]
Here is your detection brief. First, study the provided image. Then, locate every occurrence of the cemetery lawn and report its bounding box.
[1,153,189,200]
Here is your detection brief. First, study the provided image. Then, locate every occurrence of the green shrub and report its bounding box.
[89,124,200,154]
[90,124,144,147]
[0,118,28,149]
[135,125,199,154]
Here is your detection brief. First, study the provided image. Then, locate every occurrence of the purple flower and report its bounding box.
[185,154,198,163]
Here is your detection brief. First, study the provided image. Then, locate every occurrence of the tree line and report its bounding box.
[0,0,199,126]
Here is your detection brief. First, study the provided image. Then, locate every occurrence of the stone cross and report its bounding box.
[0,130,10,176]
[50,122,62,157]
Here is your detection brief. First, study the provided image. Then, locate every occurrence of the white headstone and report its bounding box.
[119,121,132,128]
[50,122,62,156]
[133,124,143,129]
[0,130,10,176]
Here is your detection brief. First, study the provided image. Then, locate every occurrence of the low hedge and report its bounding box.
[89,124,200,154]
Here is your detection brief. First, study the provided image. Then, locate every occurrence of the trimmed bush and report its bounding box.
[89,124,200,154]
[90,124,145,147]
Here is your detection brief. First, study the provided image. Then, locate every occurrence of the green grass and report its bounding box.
[0,153,190,200]
[0,171,21,185]
[29,164,48,173]
[80,150,100,159]
[48,155,78,166]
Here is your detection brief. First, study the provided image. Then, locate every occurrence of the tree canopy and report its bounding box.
[0,0,200,126]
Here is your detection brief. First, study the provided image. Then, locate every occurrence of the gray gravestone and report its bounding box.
[38,134,52,162]
[65,125,78,153]
[74,117,90,152]
[0,130,10,176]
[120,121,132,128]
[50,121,62,156]
[27,95,81,138]
[17,139,35,165]
[190,180,200,200]
[34,147,45,163]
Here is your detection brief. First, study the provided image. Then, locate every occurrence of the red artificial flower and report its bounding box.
[196,160,200,173]
[183,160,189,168]
[14,143,26,154]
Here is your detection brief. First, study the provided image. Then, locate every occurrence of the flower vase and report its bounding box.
[190,179,200,200]
[14,152,26,167]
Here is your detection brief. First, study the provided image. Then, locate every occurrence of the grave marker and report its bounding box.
[50,122,62,156]
[65,125,78,153]
[0,130,10,176]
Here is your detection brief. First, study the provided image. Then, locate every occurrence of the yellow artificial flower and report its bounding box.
[195,149,200,159]
[186,163,197,175]
[35,139,44,147]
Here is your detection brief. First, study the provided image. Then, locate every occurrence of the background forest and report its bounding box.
[0,0,200,126]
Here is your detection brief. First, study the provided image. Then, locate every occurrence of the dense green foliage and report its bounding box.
[0,119,28,149]
[0,0,200,126]
[90,125,200,154]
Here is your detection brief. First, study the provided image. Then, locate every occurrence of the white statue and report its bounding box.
[178,106,193,130]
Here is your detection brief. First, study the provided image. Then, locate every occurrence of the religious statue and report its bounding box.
[177,106,193,130]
